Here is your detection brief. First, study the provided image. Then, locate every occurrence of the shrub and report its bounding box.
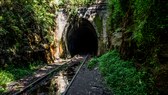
[0,0,55,66]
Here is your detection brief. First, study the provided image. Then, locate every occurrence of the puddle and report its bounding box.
[28,61,80,95]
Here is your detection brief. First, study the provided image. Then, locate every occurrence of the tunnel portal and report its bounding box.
[66,18,98,57]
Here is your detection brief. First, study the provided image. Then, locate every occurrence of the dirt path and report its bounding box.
[64,64,112,95]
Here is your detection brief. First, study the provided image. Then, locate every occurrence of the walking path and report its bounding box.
[64,63,112,95]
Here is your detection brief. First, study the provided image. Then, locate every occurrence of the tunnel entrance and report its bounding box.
[66,18,98,57]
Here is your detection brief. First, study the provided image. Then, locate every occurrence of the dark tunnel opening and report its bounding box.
[67,18,98,57]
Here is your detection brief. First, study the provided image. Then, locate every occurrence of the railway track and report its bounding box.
[9,54,90,95]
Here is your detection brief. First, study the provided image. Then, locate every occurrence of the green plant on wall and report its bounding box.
[108,0,125,32]
[0,0,56,66]
[107,0,166,64]
[94,15,103,34]
[56,0,95,6]
[106,0,167,94]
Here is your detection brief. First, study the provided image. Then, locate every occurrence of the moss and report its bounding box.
[94,15,103,34]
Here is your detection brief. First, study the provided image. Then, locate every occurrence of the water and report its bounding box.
[28,62,80,95]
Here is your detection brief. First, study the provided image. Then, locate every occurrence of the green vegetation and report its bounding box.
[56,0,96,15]
[94,16,103,34]
[0,0,55,92]
[0,0,167,94]
[88,50,148,95]
[56,0,95,6]
[68,0,93,5]
[90,0,167,94]
[106,0,167,94]
[0,61,43,92]
[0,0,56,67]
[87,57,98,69]
[0,0,97,93]
[108,0,167,64]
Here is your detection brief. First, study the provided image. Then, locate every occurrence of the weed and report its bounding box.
[93,50,147,95]
[87,57,98,69]
[0,61,44,93]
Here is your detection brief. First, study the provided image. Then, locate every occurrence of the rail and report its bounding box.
[63,54,90,95]
[12,55,89,95]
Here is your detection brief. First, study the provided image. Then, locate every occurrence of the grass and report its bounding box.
[0,61,44,93]
[88,50,148,95]
[87,57,98,69]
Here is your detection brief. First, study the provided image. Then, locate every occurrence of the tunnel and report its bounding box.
[66,18,98,57]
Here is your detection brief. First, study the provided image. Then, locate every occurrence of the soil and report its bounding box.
[64,64,112,95]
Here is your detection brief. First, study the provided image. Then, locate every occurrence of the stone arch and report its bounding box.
[61,17,98,57]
